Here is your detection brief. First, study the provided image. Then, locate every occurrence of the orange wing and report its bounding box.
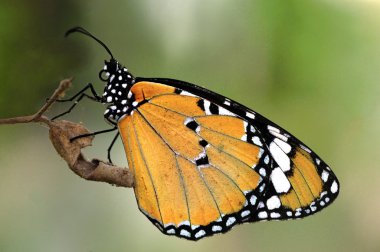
[118,81,339,240]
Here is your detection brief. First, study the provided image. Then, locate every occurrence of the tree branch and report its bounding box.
[0,78,134,188]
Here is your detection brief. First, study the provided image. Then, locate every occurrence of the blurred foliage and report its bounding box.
[1,0,380,252]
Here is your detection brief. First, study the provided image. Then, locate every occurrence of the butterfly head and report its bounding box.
[99,58,135,123]
[65,27,136,123]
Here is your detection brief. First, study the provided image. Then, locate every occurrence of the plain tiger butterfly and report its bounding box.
[56,27,339,241]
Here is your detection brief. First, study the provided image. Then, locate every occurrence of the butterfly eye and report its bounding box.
[99,70,109,81]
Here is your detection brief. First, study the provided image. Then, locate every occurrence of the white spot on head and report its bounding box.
[270,167,291,193]
[258,211,268,219]
[212,225,222,232]
[331,181,338,194]
[226,216,236,227]
[241,210,250,218]
[274,138,291,154]
[266,195,281,210]
[180,229,191,238]
[246,112,255,119]
[270,142,291,172]
[250,195,257,205]
[195,230,206,239]
[321,170,329,182]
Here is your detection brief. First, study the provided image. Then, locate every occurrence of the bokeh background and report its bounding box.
[1,0,379,251]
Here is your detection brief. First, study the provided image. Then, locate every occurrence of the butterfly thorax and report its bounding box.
[100,59,135,124]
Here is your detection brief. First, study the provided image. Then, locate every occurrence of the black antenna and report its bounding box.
[65,26,114,59]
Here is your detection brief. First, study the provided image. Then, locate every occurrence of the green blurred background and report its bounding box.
[1,0,379,251]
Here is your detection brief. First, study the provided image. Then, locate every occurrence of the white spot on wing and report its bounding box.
[270,167,291,193]
[166,228,175,234]
[268,125,280,133]
[241,210,250,218]
[180,90,197,97]
[226,217,236,227]
[270,212,281,218]
[252,136,263,147]
[218,107,236,116]
[300,144,312,153]
[321,170,329,182]
[250,195,257,205]
[258,211,268,219]
[178,220,190,227]
[212,225,222,232]
[180,229,191,238]
[246,112,255,119]
[204,100,212,115]
[331,181,338,194]
[270,142,291,172]
[274,138,292,154]
[266,195,281,210]
[195,230,206,239]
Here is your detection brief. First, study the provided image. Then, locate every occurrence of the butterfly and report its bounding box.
[57,27,339,241]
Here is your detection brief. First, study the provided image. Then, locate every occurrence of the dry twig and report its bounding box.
[0,78,134,188]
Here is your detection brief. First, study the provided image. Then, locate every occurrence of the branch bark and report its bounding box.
[0,78,134,188]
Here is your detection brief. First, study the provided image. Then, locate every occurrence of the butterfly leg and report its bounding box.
[70,126,118,142]
[51,83,102,120]
[107,132,120,164]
